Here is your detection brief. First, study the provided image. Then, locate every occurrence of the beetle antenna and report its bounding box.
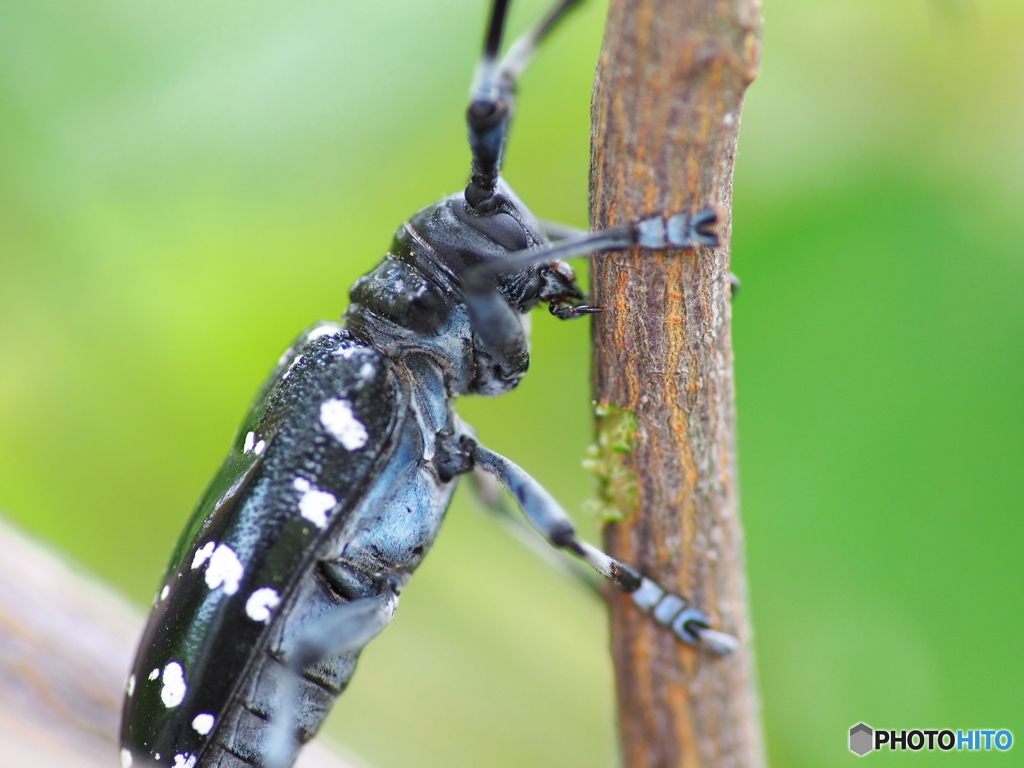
[499,0,583,82]
[466,0,584,210]
[466,0,512,209]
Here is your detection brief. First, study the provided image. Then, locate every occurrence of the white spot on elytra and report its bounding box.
[359,362,374,379]
[191,541,215,569]
[332,346,359,359]
[192,541,244,594]
[192,713,215,735]
[245,587,280,623]
[160,661,186,708]
[126,674,136,697]
[148,668,160,681]
[723,112,735,126]
[292,477,337,529]
[205,544,244,595]
[172,754,197,768]
[283,354,305,379]
[306,324,341,342]
[243,431,255,453]
[120,748,133,768]
[254,439,266,455]
[320,398,368,450]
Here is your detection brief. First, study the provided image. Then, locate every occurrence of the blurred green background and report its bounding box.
[2,0,1022,766]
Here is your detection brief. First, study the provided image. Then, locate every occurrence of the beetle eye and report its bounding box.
[477,211,530,252]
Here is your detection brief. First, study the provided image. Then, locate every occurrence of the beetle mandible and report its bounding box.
[120,1,737,766]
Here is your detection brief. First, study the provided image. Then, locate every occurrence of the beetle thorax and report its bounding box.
[345,182,556,398]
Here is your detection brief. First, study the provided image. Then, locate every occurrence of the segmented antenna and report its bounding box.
[466,0,513,209]
[500,0,582,82]
[465,0,583,210]
[483,0,512,66]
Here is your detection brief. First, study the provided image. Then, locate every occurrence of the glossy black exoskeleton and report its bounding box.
[120,2,736,767]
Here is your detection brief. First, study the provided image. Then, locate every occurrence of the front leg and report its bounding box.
[471,443,737,655]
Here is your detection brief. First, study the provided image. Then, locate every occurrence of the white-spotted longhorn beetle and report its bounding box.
[120,1,737,766]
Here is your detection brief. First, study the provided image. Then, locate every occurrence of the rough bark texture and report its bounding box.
[0,517,362,768]
[589,1,765,767]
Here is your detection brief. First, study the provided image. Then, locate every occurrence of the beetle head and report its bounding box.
[346,179,584,396]
[402,179,584,311]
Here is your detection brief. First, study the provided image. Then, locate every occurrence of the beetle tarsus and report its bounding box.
[550,303,602,319]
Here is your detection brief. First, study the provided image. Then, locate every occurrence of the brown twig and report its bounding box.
[589,1,765,766]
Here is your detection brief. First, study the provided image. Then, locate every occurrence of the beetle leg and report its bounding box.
[549,302,602,320]
[471,443,738,655]
[264,589,399,768]
[469,464,602,594]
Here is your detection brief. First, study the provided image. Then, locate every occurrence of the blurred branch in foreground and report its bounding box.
[0,516,363,768]
[590,0,766,766]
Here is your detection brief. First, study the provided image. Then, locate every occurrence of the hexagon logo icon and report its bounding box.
[850,723,874,756]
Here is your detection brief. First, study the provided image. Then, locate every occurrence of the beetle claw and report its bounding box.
[550,303,603,319]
